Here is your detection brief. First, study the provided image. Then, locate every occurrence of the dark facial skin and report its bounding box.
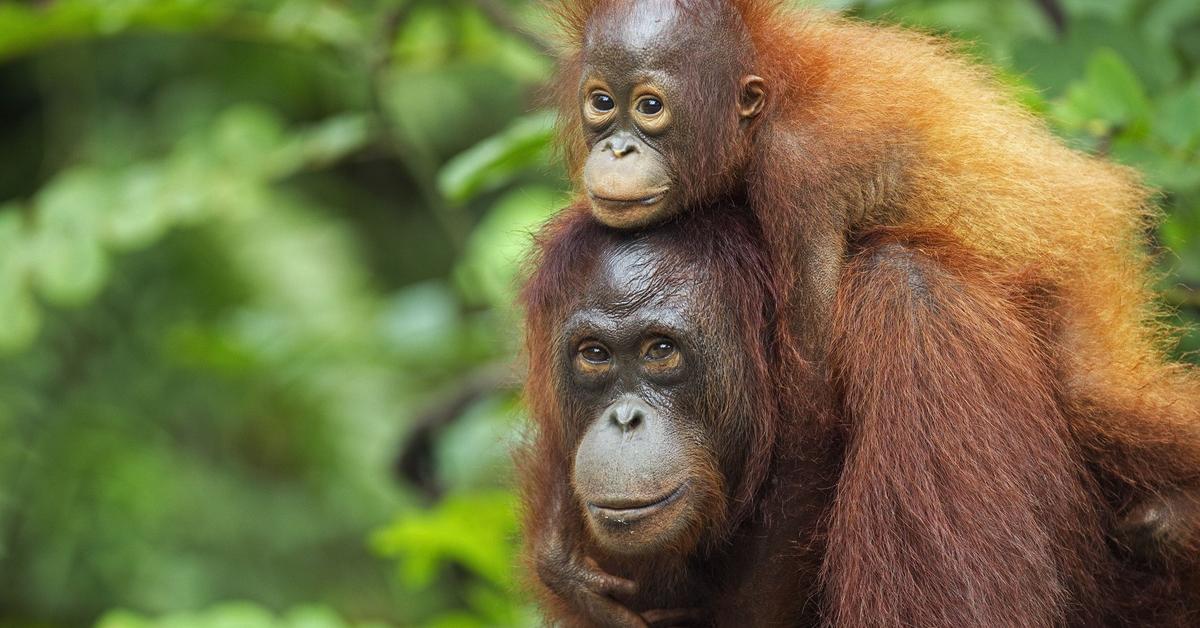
[564,239,724,556]
[580,0,765,229]
[534,236,745,627]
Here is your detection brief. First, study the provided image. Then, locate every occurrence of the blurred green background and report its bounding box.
[0,0,1196,626]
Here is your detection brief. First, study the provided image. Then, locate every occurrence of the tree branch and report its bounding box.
[395,361,520,500]
[367,1,471,251]
[1033,0,1067,37]
[1166,286,1200,312]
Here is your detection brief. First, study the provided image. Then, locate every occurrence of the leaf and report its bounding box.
[437,111,556,204]
[1143,0,1200,47]
[383,68,476,156]
[269,114,372,176]
[0,1,367,64]
[1013,18,1180,96]
[1062,0,1139,22]
[1052,49,1149,137]
[0,1,227,63]
[378,281,462,362]
[265,0,364,48]
[1110,141,1200,193]
[193,601,277,628]
[394,4,456,68]
[455,185,564,308]
[105,164,174,250]
[96,604,366,628]
[0,208,40,352]
[282,606,347,628]
[1082,49,1150,125]
[1153,82,1200,152]
[31,169,112,306]
[456,5,551,82]
[435,395,521,491]
[371,491,518,590]
[211,105,287,174]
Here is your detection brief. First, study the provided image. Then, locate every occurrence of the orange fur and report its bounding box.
[826,229,1199,626]
[525,1,1200,624]
[828,231,1108,626]
[519,215,1200,625]
[549,0,1200,518]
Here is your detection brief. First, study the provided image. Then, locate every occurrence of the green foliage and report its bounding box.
[0,106,372,357]
[97,603,388,628]
[370,491,539,627]
[0,0,550,624]
[1055,49,1152,136]
[438,111,557,205]
[0,1,1195,627]
[374,491,518,590]
[0,0,367,62]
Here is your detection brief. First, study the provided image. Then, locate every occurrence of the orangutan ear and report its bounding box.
[738,75,766,119]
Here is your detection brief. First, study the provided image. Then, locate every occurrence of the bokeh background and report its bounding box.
[0,0,1197,626]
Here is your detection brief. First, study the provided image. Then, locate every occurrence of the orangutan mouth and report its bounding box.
[588,482,688,525]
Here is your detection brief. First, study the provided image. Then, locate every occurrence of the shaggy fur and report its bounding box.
[550,0,1200,478]
[826,233,1108,626]
[521,1,1200,625]
[520,204,822,623]
[521,209,1200,626]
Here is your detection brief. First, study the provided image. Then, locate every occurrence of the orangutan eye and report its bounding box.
[590,92,615,112]
[579,342,612,364]
[644,339,675,361]
[636,97,664,116]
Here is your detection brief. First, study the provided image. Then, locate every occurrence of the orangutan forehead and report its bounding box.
[586,0,682,47]
[582,0,733,70]
[587,239,706,314]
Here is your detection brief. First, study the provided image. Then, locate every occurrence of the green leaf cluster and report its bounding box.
[98,603,388,628]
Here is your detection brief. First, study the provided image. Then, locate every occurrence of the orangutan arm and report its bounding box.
[823,230,1105,627]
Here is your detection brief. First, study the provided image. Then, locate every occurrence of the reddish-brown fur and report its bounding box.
[520,0,1200,625]
[826,233,1109,626]
[521,201,797,527]
[548,0,1200,500]
[520,206,1200,625]
[825,233,1200,627]
[519,203,827,624]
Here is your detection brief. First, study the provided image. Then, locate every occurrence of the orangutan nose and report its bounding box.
[607,396,650,433]
[605,134,640,158]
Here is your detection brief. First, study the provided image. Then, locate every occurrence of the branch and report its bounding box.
[1033,0,1067,37]
[1166,286,1200,312]
[367,1,471,251]
[395,361,520,500]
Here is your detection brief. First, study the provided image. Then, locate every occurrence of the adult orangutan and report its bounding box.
[519,204,1200,626]
[547,0,1200,603]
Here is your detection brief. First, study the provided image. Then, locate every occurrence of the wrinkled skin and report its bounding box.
[557,237,732,553]
[538,237,729,627]
[523,208,1200,626]
[533,498,706,628]
[523,211,827,627]
[572,0,838,373]
[532,491,649,627]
